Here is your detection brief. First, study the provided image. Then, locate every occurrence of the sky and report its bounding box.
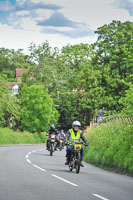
[0,0,133,54]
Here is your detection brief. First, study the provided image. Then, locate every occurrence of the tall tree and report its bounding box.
[0,48,32,81]
[0,76,20,127]
[20,84,59,133]
[92,21,133,113]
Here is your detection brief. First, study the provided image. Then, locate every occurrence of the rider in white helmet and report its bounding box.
[65,121,89,167]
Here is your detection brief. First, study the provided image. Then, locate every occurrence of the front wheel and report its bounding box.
[50,143,54,156]
[69,161,73,171]
[75,152,81,173]
[59,142,62,151]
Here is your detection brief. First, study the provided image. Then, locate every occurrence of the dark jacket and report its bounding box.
[47,128,58,136]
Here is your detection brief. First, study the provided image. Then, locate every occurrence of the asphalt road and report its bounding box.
[0,145,133,200]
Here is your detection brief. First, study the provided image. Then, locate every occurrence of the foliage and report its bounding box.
[0,48,32,80]
[0,76,20,127]
[84,121,133,175]
[27,42,105,129]
[24,21,133,129]
[0,127,47,144]
[92,20,133,113]
[20,84,59,133]
[119,84,133,115]
[0,21,132,131]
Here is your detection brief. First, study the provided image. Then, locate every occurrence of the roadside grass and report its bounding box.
[84,121,133,176]
[0,127,47,145]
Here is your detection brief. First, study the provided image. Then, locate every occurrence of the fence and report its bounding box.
[94,115,133,127]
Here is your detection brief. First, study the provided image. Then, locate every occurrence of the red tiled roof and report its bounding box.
[16,68,27,77]
[8,82,22,87]
[72,88,85,93]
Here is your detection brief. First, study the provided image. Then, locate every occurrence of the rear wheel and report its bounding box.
[75,152,81,173]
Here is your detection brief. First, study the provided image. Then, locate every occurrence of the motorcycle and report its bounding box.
[59,138,65,151]
[67,141,85,174]
[47,134,57,156]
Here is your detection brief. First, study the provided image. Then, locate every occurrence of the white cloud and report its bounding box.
[0,0,132,53]
[0,23,97,54]
[45,0,133,30]
[16,10,29,16]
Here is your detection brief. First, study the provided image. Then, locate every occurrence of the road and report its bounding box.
[0,145,133,200]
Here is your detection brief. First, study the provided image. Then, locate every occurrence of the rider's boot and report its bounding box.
[80,161,84,167]
[65,158,69,165]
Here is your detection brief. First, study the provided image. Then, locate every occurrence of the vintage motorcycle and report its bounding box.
[47,134,57,156]
[67,141,85,174]
[59,138,65,151]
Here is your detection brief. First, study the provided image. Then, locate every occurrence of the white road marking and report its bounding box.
[92,194,109,200]
[26,159,32,164]
[28,152,31,155]
[25,154,29,159]
[52,174,78,187]
[33,164,46,171]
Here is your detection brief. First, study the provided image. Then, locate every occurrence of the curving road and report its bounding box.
[0,145,133,200]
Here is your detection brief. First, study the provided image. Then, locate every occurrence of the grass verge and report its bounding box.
[84,121,133,176]
[0,127,47,145]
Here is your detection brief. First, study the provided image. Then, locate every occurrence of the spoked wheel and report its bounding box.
[59,143,62,151]
[69,162,73,171]
[50,143,54,156]
[75,152,81,173]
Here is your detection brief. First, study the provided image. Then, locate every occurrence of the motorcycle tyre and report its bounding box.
[50,143,54,156]
[59,143,62,151]
[75,152,81,174]
[69,162,73,171]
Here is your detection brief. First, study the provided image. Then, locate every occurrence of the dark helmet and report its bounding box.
[72,121,81,127]
[50,124,55,129]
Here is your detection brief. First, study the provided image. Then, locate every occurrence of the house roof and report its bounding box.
[16,68,27,77]
[8,82,22,87]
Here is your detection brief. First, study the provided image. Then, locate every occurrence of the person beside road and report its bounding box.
[65,121,89,167]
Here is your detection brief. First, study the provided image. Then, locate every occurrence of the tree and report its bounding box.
[119,84,133,115]
[91,21,133,113]
[0,48,32,81]
[0,76,20,127]
[20,84,59,133]
[27,42,105,129]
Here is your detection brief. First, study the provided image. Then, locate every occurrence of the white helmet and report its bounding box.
[72,121,81,127]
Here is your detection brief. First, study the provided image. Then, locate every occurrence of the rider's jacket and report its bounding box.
[59,133,65,140]
[68,129,80,142]
[47,128,58,136]
[66,128,88,145]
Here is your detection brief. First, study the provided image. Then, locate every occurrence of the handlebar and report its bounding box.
[65,141,88,146]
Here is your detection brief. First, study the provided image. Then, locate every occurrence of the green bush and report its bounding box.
[84,121,133,175]
[0,127,47,145]
[20,84,59,133]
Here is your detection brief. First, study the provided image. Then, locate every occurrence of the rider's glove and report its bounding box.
[85,144,89,146]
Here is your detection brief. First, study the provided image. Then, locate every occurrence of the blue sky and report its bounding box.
[0,0,133,53]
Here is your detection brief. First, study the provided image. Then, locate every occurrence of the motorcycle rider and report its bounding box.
[46,124,60,150]
[58,130,66,148]
[65,121,89,167]
[58,130,66,140]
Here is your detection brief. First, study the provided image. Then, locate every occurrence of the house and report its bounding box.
[16,68,28,82]
[72,88,85,93]
[8,68,27,95]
